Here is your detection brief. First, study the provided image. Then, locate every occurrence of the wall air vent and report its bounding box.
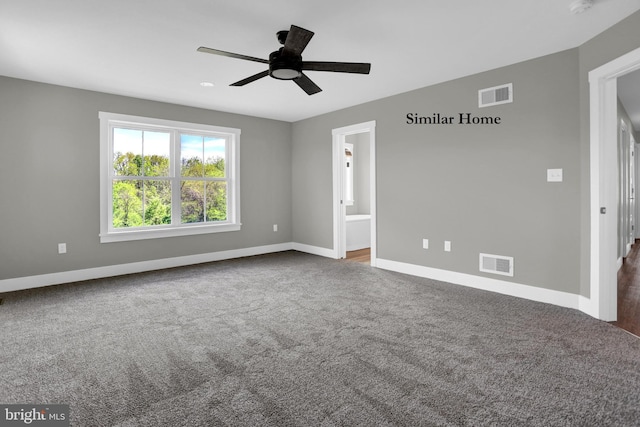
[479,253,514,277]
[478,83,513,108]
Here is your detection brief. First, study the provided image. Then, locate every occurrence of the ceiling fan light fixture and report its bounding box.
[271,67,301,80]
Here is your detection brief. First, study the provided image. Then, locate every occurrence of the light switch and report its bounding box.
[444,241,451,252]
[547,168,563,182]
[422,239,429,249]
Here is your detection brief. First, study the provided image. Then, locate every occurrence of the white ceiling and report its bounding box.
[2,0,640,122]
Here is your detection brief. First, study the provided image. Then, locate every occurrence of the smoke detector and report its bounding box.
[569,0,593,14]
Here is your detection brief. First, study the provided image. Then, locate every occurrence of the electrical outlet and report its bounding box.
[444,241,451,252]
[273,224,278,232]
[422,239,429,249]
[58,243,67,254]
[547,168,563,182]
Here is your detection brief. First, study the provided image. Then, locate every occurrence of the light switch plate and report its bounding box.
[547,168,563,182]
[422,239,429,249]
[444,241,451,252]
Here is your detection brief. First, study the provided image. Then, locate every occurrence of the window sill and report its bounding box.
[100,223,242,243]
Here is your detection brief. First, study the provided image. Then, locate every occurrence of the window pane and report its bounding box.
[143,180,171,225]
[113,128,142,176]
[143,131,170,177]
[181,134,203,177]
[204,137,225,177]
[181,180,204,223]
[206,181,227,222]
[112,180,143,228]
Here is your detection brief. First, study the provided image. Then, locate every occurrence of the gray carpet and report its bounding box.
[1,251,639,426]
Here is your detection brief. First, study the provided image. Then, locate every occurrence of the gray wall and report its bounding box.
[293,9,640,298]
[293,49,581,293]
[0,77,292,280]
[291,8,640,299]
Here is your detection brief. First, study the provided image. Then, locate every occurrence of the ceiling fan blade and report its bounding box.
[282,25,314,57]
[294,73,322,95]
[302,61,371,74]
[197,46,268,64]
[230,70,270,86]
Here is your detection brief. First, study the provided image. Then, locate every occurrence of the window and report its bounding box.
[99,112,240,243]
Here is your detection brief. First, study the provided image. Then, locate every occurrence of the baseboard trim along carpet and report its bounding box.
[1,243,593,319]
[291,242,337,259]
[0,243,295,294]
[376,258,581,311]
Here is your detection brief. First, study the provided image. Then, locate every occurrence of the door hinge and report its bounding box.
[600,207,607,214]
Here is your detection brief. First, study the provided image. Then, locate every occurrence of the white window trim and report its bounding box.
[99,112,241,243]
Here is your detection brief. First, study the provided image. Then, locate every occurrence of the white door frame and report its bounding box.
[588,46,640,321]
[634,133,639,240]
[332,121,377,265]
[630,131,636,253]
[621,120,634,258]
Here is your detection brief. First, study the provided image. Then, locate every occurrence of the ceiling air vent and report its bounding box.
[479,253,514,277]
[478,83,513,108]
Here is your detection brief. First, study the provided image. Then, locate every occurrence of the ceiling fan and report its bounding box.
[197,25,371,95]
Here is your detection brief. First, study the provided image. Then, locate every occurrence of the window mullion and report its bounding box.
[171,130,181,226]
[141,130,146,225]
[201,135,207,223]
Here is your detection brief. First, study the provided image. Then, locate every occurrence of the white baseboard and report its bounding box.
[0,243,294,294]
[578,295,595,318]
[376,258,581,311]
[292,243,336,259]
[1,246,591,319]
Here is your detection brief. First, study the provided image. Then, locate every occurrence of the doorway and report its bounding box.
[332,121,376,266]
[613,68,640,336]
[589,46,640,322]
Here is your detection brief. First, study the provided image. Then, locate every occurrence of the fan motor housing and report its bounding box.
[269,50,302,80]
